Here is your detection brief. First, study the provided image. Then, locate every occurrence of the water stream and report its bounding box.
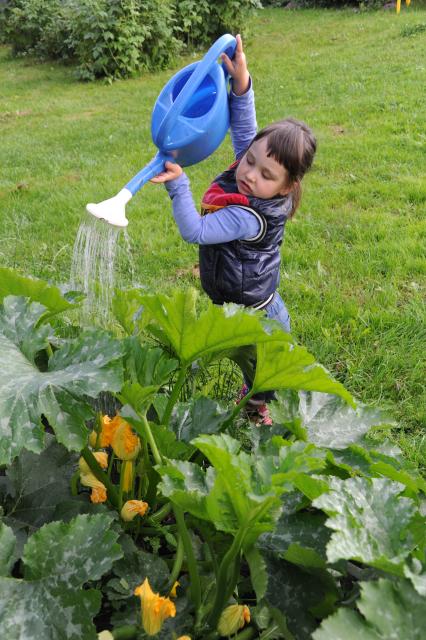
[70,214,134,327]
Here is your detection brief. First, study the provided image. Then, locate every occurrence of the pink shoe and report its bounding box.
[253,403,273,426]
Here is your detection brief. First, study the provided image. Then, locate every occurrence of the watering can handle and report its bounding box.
[156,34,237,145]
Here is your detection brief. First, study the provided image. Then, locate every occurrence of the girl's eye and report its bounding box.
[262,172,272,180]
[246,156,254,165]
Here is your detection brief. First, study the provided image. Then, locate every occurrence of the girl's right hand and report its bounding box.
[221,34,250,96]
[150,161,183,183]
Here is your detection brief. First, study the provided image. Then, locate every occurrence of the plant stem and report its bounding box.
[167,533,184,592]
[140,413,162,466]
[207,525,247,629]
[236,627,257,640]
[173,505,201,611]
[162,365,188,426]
[81,446,119,508]
[148,501,172,524]
[221,391,253,430]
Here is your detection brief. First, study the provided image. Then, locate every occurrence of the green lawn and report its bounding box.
[1,7,425,466]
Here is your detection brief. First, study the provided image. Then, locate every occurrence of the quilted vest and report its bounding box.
[199,162,292,309]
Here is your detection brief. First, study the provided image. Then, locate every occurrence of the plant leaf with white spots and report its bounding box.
[0,521,16,576]
[0,513,123,640]
[313,578,426,640]
[0,296,124,465]
[0,268,77,317]
[313,477,422,575]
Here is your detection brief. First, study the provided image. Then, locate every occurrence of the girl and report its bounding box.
[151,35,317,424]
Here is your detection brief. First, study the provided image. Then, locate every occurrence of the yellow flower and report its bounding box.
[217,604,250,637]
[98,632,114,640]
[176,637,191,640]
[80,471,108,503]
[98,414,119,448]
[112,419,141,461]
[79,451,108,475]
[169,580,180,598]
[134,578,176,635]
[396,0,401,12]
[121,500,149,522]
[90,485,107,503]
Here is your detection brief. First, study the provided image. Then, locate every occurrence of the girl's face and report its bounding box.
[236,137,291,199]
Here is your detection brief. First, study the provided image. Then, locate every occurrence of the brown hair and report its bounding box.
[250,118,317,217]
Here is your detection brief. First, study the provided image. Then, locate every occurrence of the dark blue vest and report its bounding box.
[199,162,292,309]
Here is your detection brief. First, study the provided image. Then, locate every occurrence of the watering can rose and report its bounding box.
[134,578,176,635]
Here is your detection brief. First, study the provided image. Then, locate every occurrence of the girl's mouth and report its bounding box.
[238,179,252,195]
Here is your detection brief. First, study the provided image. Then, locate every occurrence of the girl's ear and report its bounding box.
[279,179,298,196]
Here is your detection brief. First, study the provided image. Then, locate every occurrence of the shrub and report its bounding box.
[2,0,261,80]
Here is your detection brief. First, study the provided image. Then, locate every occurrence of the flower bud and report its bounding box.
[217,604,250,637]
[98,631,114,640]
[79,451,108,476]
[121,500,149,522]
[80,471,107,503]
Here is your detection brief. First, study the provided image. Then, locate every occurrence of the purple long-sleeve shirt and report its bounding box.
[165,81,261,244]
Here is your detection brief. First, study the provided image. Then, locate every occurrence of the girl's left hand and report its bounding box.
[221,34,250,96]
[150,161,183,183]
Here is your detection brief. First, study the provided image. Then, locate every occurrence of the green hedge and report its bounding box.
[1,0,261,81]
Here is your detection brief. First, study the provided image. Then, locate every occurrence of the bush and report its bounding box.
[2,0,261,80]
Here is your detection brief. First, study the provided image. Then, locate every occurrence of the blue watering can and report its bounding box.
[87,34,237,227]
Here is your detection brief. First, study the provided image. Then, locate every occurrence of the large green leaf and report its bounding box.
[0,296,124,464]
[259,511,330,570]
[313,477,421,575]
[271,390,384,448]
[263,552,334,640]
[2,439,78,552]
[0,521,16,577]
[158,435,328,546]
[253,343,354,406]
[170,396,231,442]
[140,289,292,364]
[0,514,122,640]
[313,578,426,640]
[0,268,78,316]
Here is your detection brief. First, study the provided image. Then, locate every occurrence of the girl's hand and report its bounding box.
[150,161,183,183]
[221,34,250,96]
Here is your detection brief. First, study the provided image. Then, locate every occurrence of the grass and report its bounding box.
[0,6,425,466]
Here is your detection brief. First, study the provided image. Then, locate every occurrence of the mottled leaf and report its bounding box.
[0,296,123,464]
[2,439,78,551]
[0,521,16,576]
[170,396,231,442]
[313,578,426,640]
[263,552,333,640]
[0,514,122,640]
[313,477,420,575]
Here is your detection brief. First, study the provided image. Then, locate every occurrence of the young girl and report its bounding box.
[151,35,317,424]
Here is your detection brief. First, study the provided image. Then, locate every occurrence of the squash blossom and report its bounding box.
[98,632,114,640]
[217,604,251,637]
[396,0,401,12]
[176,637,191,640]
[134,577,176,635]
[97,414,120,448]
[169,580,180,598]
[78,451,108,476]
[80,471,107,503]
[121,499,149,522]
[112,419,141,461]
